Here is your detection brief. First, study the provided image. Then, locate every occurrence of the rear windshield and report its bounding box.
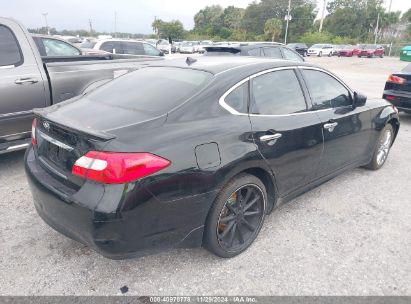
[87,67,212,115]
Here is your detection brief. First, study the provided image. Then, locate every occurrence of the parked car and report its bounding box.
[198,40,213,53]
[332,44,347,56]
[179,41,196,53]
[383,63,411,113]
[157,40,176,54]
[0,17,163,154]
[286,43,308,57]
[173,41,182,52]
[307,44,334,57]
[204,43,304,62]
[338,45,361,57]
[25,56,399,259]
[358,44,385,58]
[31,34,82,56]
[91,39,163,56]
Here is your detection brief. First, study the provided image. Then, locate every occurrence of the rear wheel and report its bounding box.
[318,51,322,57]
[364,124,394,170]
[204,174,266,258]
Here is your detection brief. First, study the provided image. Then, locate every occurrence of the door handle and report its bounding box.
[324,122,338,132]
[260,133,282,142]
[15,78,38,85]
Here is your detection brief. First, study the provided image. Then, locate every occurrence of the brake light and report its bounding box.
[387,74,406,84]
[385,95,396,101]
[72,151,171,184]
[31,118,37,145]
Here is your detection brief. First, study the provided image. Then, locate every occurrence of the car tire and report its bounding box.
[358,55,362,58]
[328,52,332,57]
[204,173,267,258]
[364,124,394,170]
[380,54,384,58]
[318,52,322,57]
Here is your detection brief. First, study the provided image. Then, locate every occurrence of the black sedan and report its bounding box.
[204,43,304,62]
[286,43,308,57]
[383,63,411,113]
[25,57,399,259]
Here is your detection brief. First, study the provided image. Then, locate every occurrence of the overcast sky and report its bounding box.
[3,0,411,34]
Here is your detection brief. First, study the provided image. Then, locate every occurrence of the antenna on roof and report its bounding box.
[186,57,197,65]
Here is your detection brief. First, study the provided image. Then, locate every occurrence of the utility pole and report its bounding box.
[88,19,93,36]
[114,11,117,38]
[42,12,50,35]
[388,0,393,13]
[374,11,380,45]
[319,0,327,32]
[284,0,292,44]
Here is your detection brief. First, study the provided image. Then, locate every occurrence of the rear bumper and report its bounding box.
[25,147,215,259]
[383,90,411,112]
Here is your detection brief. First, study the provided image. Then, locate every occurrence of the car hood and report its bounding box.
[34,95,167,139]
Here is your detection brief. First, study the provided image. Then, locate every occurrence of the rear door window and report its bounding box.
[87,67,212,116]
[250,69,307,115]
[248,48,263,57]
[262,47,282,58]
[0,25,23,66]
[100,41,124,54]
[122,41,144,55]
[40,38,81,56]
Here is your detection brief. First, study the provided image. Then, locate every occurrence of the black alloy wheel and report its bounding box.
[204,174,266,258]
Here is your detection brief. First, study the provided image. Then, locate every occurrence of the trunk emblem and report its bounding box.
[43,121,50,131]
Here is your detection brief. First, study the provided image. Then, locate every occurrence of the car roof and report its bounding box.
[148,56,313,75]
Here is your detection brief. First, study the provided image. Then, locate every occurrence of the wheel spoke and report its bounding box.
[225,203,237,215]
[243,188,253,204]
[244,210,259,217]
[244,197,259,212]
[219,214,236,224]
[219,221,235,239]
[242,218,255,232]
[228,223,237,247]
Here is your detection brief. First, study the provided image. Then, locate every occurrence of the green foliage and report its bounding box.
[151,19,185,40]
[299,31,333,44]
[264,18,283,41]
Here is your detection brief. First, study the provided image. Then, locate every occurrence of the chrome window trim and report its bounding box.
[219,65,354,117]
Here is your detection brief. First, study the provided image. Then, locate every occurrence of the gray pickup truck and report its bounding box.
[0,17,163,154]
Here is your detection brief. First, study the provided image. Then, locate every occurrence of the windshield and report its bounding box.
[342,45,353,49]
[402,63,411,73]
[182,42,193,46]
[311,44,325,48]
[158,41,169,45]
[362,44,376,49]
[201,41,211,45]
[87,67,212,115]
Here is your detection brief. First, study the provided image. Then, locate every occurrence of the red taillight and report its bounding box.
[72,151,171,184]
[31,118,37,145]
[387,74,406,84]
[385,95,396,101]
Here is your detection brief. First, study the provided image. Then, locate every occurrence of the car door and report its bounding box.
[143,43,161,56]
[299,68,373,177]
[248,68,324,196]
[0,24,47,144]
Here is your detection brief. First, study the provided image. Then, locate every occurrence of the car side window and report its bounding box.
[262,47,282,58]
[248,48,263,57]
[225,82,248,113]
[282,48,303,62]
[301,69,352,109]
[143,43,161,56]
[250,69,307,115]
[0,25,23,66]
[122,41,144,55]
[101,41,124,54]
[41,38,81,56]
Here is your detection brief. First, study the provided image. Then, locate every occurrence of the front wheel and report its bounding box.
[204,174,267,258]
[318,51,322,57]
[364,124,394,170]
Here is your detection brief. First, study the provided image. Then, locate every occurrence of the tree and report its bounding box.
[194,5,224,36]
[264,18,283,41]
[152,19,186,40]
[222,6,245,30]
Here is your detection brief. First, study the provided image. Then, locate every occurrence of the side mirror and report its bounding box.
[353,92,367,107]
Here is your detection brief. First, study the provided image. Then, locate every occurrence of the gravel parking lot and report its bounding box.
[0,56,410,296]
